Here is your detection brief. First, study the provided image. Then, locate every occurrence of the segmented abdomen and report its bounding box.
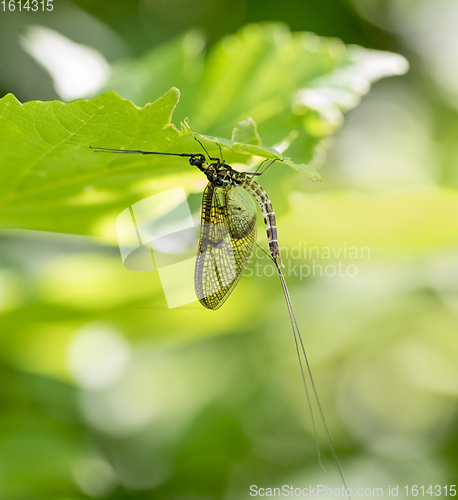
[236,173,283,266]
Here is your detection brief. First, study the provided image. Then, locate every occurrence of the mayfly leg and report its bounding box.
[194,137,222,163]
[254,158,277,176]
[217,142,224,161]
[238,159,277,177]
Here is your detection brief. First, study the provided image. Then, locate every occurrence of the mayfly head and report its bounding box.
[188,154,206,170]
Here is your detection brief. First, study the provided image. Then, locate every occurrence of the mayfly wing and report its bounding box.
[195,182,257,310]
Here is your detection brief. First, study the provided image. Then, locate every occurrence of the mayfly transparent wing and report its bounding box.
[195,183,257,310]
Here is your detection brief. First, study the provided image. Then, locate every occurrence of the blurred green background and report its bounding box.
[1,0,458,499]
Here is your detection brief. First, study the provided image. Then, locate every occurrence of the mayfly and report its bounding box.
[90,140,351,495]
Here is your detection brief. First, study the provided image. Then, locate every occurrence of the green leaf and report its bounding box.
[0,88,181,198]
[231,118,261,145]
[0,88,188,233]
[182,118,321,180]
[0,88,320,234]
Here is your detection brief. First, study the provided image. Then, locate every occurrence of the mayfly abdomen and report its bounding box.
[237,173,283,265]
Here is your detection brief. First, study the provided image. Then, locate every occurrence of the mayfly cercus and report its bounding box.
[90,139,352,496]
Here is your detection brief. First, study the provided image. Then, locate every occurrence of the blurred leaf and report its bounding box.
[103,23,409,167]
[283,187,458,250]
